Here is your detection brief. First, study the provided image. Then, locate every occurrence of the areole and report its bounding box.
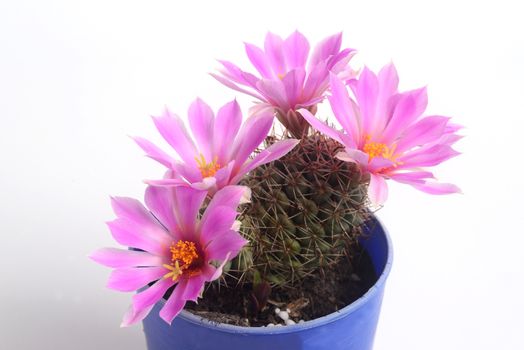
[142,215,393,350]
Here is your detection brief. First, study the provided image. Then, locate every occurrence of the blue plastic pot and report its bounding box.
[142,216,393,350]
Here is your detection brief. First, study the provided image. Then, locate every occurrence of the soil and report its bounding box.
[184,242,378,327]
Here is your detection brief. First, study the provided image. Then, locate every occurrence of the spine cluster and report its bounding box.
[233,132,370,289]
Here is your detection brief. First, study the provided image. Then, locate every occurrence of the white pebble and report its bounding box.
[278,311,290,321]
[298,320,305,324]
[275,308,281,314]
[286,308,291,313]
[267,323,275,327]
[285,319,296,325]
[275,324,283,327]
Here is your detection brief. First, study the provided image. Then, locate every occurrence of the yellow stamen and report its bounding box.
[163,261,183,281]
[195,153,221,178]
[170,240,199,266]
[162,240,200,281]
[363,136,400,163]
[277,73,285,80]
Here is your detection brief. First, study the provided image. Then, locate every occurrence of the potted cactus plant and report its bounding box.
[91,31,461,350]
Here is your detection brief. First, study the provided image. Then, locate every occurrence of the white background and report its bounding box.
[1,0,523,349]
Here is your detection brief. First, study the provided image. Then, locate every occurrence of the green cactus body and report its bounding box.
[234,132,370,289]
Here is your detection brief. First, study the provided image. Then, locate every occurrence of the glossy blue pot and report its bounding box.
[142,216,393,350]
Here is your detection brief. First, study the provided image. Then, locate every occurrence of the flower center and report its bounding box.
[195,154,221,178]
[171,240,199,265]
[163,240,201,281]
[362,136,399,163]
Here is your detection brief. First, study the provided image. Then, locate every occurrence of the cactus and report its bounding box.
[231,131,370,289]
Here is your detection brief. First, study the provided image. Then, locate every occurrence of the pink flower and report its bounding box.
[134,98,298,195]
[300,64,461,205]
[90,185,250,326]
[212,31,356,137]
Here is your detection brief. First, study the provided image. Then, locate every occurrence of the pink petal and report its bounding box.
[382,87,428,143]
[107,267,167,292]
[439,133,463,147]
[145,177,217,192]
[282,68,306,108]
[374,63,399,132]
[199,206,239,244]
[111,196,153,226]
[206,229,248,262]
[132,136,174,168]
[264,32,286,77]
[248,102,274,117]
[395,116,450,153]
[107,219,170,254]
[144,186,180,238]
[188,177,218,191]
[335,152,357,163]
[90,248,163,268]
[111,196,171,243]
[213,160,234,188]
[327,73,360,146]
[302,60,329,102]
[336,149,369,165]
[368,156,396,173]
[181,275,206,302]
[377,62,399,92]
[295,95,324,109]
[170,186,207,238]
[445,122,463,134]
[368,173,389,206]
[305,52,348,103]
[210,72,264,101]
[213,100,242,165]
[230,110,273,171]
[159,279,187,324]
[133,278,173,316]
[208,253,231,281]
[258,138,299,164]
[144,178,188,187]
[172,162,202,183]
[298,108,346,145]
[239,69,265,89]
[244,42,272,78]
[355,67,379,139]
[327,48,356,74]
[309,32,342,67]
[411,181,462,195]
[152,109,197,166]
[389,171,435,184]
[233,138,299,183]
[398,144,460,168]
[188,98,215,160]
[216,60,250,85]
[204,185,250,215]
[283,30,310,69]
[256,79,289,110]
[121,304,154,327]
[146,172,214,192]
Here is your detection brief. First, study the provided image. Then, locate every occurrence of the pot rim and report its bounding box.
[163,215,393,334]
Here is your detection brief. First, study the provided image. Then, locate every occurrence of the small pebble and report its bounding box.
[286,308,291,313]
[267,323,275,327]
[285,319,296,325]
[278,311,290,321]
[298,320,305,324]
[275,308,281,314]
[275,324,283,327]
